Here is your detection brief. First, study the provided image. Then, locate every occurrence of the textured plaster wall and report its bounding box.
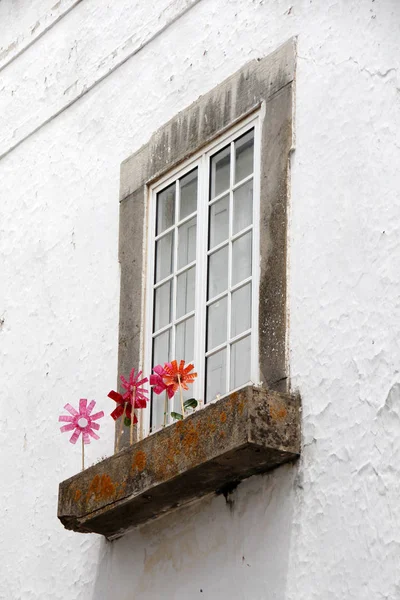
[0,0,399,598]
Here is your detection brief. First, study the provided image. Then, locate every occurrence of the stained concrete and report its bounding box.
[58,386,300,539]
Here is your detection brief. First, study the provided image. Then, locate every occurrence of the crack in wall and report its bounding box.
[298,53,398,81]
[0,0,203,163]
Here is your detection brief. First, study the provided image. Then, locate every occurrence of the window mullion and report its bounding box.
[145,185,157,436]
[226,141,235,395]
[196,153,208,404]
[171,180,179,363]
[251,120,261,385]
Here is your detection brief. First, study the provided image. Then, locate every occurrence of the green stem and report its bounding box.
[178,373,185,419]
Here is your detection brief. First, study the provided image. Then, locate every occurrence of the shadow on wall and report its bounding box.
[91,463,298,600]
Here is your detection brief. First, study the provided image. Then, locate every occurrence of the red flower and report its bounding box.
[150,363,175,398]
[108,390,138,423]
[120,368,149,409]
[162,360,197,394]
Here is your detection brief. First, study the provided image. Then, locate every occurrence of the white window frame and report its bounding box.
[143,112,261,435]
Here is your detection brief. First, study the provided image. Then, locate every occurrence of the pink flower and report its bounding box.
[59,399,104,444]
[120,368,149,409]
[150,363,175,398]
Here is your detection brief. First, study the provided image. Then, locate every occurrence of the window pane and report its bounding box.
[230,335,251,389]
[208,245,228,299]
[207,296,228,351]
[232,232,252,286]
[155,231,174,282]
[156,183,175,235]
[178,217,196,269]
[153,329,171,367]
[176,267,195,319]
[210,145,230,199]
[206,349,226,402]
[154,280,172,331]
[231,283,251,338]
[180,169,198,220]
[151,389,166,431]
[175,316,194,363]
[152,330,171,429]
[233,179,253,235]
[235,129,254,183]
[209,194,229,249]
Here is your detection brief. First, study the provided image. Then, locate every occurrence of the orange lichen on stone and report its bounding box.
[269,402,287,421]
[74,489,81,502]
[237,400,245,415]
[86,474,116,503]
[182,426,199,454]
[132,450,147,472]
[219,411,227,423]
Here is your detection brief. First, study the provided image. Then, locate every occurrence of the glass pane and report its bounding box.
[235,129,254,183]
[178,217,196,269]
[151,389,166,431]
[206,349,226,402]
[155,231,174,282]
[152,329,171,426]
[209,195,229,249]
[176,267,195,318]
[175,317,194,364]
[233,179,253,235]
[180,169,198,220]
[231,283,251,337]
[156,183,175,235]
[210,145,230,199]
[207,296,228,351]
[208,245,228,299]
[232,232,252,286]
[230,335,251,389]
[154,281,172,331]
[153,329,171,368]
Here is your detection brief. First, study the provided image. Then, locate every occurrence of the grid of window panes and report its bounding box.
[151,168,198,428]
[205,129,254,403]
[150,126,256,429]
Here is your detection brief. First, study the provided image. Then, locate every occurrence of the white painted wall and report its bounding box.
[1,0,399,598]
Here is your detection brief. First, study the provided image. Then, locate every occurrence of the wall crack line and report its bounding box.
[0,0,203,163]
[0,0,84,74]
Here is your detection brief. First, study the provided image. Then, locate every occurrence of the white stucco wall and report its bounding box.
[1,0,400,598]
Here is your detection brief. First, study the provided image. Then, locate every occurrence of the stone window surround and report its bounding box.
[117,38,295,449]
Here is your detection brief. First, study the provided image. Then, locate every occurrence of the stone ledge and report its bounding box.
[58,386,301,539]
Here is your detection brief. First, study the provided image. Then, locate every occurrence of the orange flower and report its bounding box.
[162,360,197,394]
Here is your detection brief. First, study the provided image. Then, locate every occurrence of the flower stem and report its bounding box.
[130,389,135,446]
[177,373,185,419]
[116,403,126,453]
[163,390,168,427]
[81,434,85,471]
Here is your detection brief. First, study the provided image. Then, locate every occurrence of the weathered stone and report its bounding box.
[58,386,300,539]
[116,38,295,449]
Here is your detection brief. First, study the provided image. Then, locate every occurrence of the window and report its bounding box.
[118,39,295,449]
[146,119,260,429]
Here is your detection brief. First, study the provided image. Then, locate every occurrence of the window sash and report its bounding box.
[144,113,260,435]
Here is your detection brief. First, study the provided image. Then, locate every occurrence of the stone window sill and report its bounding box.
[58,385,301,540]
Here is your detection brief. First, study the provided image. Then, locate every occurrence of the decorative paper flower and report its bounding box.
[108,390,138,423]
[120,368,149,409]
[163,360,197,394]
[150,363,175,398]
[59,399,104,444]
